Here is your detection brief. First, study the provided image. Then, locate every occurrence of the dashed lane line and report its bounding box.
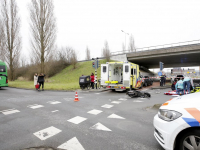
[47,101,61,104]
[133,100,143,102]
[118,98,127,101]
[0,109,20,115]
[27,104,44,109]
[52,110,59,113]
[111,101,121,104]
[101,104,113,108]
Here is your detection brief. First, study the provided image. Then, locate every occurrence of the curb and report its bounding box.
[7,86,109,93]
[7,86,75,92]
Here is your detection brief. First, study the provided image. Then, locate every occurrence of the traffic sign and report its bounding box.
[158,71,162,76]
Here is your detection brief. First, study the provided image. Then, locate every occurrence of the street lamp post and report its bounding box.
[121,30,129,51]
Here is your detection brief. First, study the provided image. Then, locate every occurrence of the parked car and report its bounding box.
[143,76,153,86]
[153,92,200,150]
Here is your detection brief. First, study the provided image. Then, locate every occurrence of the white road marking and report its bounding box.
[95,93,100,94]
[57,137,85,150]
[138,98,147,100]
[111,101,121,104]
[90,122,112,131]
[27,104,44,109]
[67,116,87,124]
[52,110,59,113]
[2,109,20,115]
[0,108,16,113]
[118,98,127,101]
[87,109,103,115]
[141,88,149,91]
[133,100,143,102]
[101,104,113,108]
[47,101,61,104]
[64,98,73,100]
[107,114,125,119]
[33,126,62,140]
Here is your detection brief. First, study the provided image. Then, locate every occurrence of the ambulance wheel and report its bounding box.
[176,129,200,150]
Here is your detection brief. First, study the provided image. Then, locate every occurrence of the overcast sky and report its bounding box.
[17,0,200,66]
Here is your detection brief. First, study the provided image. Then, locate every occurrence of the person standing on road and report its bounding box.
[90,73,94,89]
[163,74,166,86]
[37,73,45,91]
[160,75,164,86]
[183,76,192,94]
[175,77,184,95]
[34,73,38,90]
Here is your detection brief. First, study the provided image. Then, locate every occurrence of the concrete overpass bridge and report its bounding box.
[111,40,200,69]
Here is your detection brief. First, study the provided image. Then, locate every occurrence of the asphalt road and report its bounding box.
[0,87,174,150]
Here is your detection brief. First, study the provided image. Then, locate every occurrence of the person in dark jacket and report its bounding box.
[37,73,45,91]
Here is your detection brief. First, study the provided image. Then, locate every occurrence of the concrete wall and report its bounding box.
[110,54,127,62]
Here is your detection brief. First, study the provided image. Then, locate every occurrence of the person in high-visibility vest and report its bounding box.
[160,75,164,86]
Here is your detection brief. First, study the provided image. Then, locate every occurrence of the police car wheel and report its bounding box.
[177,129,200,150]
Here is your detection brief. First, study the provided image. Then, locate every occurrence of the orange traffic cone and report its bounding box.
[74,92,79,102]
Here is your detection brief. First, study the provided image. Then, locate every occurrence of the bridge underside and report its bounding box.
[127,45,200,69]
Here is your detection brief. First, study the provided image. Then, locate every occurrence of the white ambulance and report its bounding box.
[101,62,143,90]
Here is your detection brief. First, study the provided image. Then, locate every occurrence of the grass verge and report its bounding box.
[8,59,111,90]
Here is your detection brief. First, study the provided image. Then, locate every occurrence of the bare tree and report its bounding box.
[128,34,136,52]
[70,49,77,69]
[102,40,110,62]
[57,47,73,64]
[28,0,56,73]
[1,0,21,81]
[0,18,6,62]
[85,46,90,60]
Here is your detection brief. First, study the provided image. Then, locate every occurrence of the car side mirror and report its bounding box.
[140,75,143,78]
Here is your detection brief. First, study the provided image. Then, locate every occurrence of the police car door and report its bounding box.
[101,64,109,85]
[123,63,130,87]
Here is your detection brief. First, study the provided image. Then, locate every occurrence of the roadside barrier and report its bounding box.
[74,92,80,102]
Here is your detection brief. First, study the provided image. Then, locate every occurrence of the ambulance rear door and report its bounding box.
[101,64,109,85]
[123,63,131,87]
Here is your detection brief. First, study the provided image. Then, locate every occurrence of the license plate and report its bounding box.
[114,86,119,89]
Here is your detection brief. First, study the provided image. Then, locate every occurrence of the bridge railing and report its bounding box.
[111,39,200,55]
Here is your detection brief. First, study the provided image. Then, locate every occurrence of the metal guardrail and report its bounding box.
[111,39,200,55]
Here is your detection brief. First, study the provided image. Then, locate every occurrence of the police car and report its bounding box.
[154,92,200,150]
